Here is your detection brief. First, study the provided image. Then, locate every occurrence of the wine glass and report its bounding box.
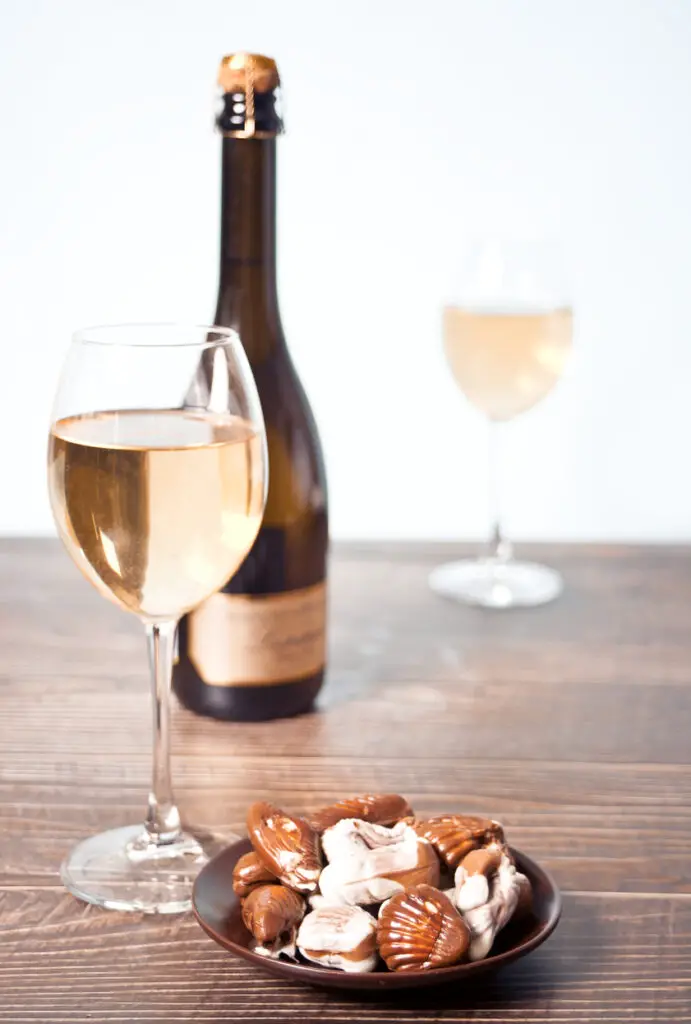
[47,324,267,912]
[430,237,572,608]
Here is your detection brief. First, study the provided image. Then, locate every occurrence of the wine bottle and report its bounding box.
[172,53,328,721]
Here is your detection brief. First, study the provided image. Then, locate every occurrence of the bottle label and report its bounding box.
[188,582,326,686]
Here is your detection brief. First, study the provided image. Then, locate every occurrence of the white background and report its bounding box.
[2,0,691,541]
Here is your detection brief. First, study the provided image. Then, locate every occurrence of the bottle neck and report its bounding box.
[215,137,283,358]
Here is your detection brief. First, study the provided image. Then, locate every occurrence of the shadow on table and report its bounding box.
[323,896,600,1015]
[330,954,561,1014]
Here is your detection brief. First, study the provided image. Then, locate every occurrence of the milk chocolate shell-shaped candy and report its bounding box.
[407,815,504,868]
[309,794,413,833]
[377,884,470,972]
[232,851,278,898]
[241,885,306,946]
[247,802,322,893]
[297,904,378,973]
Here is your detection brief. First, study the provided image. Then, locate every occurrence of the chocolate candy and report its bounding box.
[309,793,413,833]
[236,795,520,973]
[453,844,504,912]
[319,818,439,906]
[297,904,378,973]
[407,814,504,868]
[247,801,322,893]
[377,884,470,972]
[232,851,277,898]
[453,852,527,961]
[241,884,305,948]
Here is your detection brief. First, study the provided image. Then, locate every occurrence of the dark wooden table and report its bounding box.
[2,539,690,1022]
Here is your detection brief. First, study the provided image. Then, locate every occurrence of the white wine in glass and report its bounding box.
[50,410,264,620]
[443,306,572,422]
[47,324,267,913]
[430,239,573,608]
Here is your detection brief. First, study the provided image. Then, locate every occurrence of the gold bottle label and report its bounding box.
[188,582,326,687]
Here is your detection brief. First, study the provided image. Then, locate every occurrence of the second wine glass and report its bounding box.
[430,237,573,608]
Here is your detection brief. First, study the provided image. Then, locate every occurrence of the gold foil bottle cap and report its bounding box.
[218,52,280,95]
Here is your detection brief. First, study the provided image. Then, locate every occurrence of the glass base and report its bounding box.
[60,824,208,914]
[429,559,563,608]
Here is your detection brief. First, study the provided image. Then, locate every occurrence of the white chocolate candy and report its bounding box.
[456,873,490,912]
[297,905,378,973]
[322,818,409,863]
[454,852,526,961]
[454,844,504,912]
[319,818,439,906]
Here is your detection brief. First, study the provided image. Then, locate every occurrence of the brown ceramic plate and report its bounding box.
[192,838,561,991]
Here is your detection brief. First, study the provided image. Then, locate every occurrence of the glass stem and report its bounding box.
[144,620,182,845]
[487,421,513,564]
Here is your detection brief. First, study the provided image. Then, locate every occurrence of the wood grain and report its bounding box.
[3,761,691,894]
[1,539,691,1020]
[1,891,690,1022]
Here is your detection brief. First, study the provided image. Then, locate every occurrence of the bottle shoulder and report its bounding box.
[252,348,322,432]
[252,347,328,511]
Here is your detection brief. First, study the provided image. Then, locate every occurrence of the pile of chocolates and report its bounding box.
[233,794,531,974]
